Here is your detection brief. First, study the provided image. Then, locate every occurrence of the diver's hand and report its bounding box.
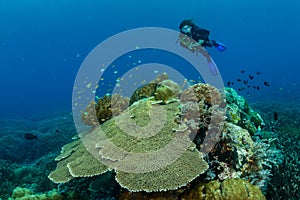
[198,39,205,45]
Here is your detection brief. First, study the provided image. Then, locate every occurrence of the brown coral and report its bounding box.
[180,83,224,106]
[82,94,129,126]
[129,73,169,105]
[182,178,266,200]
[129,82,158,105]
[179,84,226,153]
[81,100,98,126]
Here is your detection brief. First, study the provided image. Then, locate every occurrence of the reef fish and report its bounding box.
[264,82,271,86]
[24,133,38,140]
[273,112,278,121]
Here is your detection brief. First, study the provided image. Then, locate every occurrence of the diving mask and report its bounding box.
[181,25,192,34]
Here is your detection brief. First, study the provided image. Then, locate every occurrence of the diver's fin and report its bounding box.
[211,40,226,52]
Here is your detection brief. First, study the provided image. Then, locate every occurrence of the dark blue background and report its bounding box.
[0,0,299,118]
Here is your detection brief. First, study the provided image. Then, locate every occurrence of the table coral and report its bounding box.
[50,97,209,192]
[50,78,281,197]
[48,139,108,184]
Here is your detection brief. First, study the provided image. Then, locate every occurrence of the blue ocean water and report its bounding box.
[1,0,299,119]
[0,1,300,199]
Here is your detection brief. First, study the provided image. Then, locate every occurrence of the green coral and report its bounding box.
[93,99,208,191]
[50,97,208,192]
[48,139,108,183]
[115,147,208,192]
[154,85,176,103]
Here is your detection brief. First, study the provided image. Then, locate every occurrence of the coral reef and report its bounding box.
[0,160,17,199]
[129,73,169,105]
[203,121,283,192]
[154,84,176,103]
[47,80,282,198]
[180,83,224,106]
[129,82,158,105]
[115,146,208,192]
[8,186,76,200]
[0,113,75,163]
[179,83,226,153]
[154,79,182,103]
[118,190,182,200]
[48,139,108,183]
[51,99,208,192]
[251,102,300,199]
[225,88,264,135]
[117,178,266,200]
[0,153,61,199]
[0,113,76,199]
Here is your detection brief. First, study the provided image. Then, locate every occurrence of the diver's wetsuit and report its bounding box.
[191,27,213,47]
[179,19,226,52]
[179,20,213,48]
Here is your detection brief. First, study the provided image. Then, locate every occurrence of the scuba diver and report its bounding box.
[179,19,226,52]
